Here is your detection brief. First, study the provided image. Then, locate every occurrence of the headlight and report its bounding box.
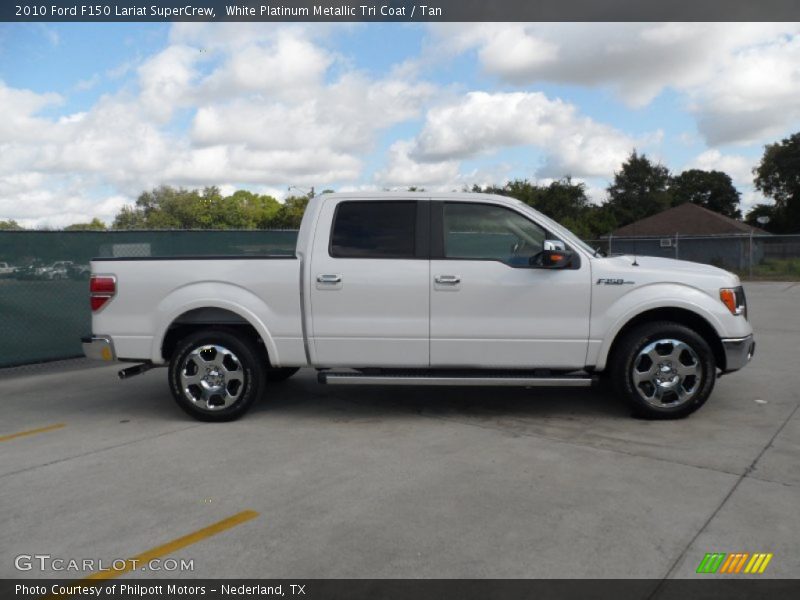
[720,286,747,318]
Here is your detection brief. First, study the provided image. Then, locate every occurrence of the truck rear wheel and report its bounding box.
[611,321,716,419]
[168,329,265,422]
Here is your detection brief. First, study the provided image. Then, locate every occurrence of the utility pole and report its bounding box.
[288,185,315,198]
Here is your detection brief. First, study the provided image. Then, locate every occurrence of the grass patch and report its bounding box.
[739,258,800,281]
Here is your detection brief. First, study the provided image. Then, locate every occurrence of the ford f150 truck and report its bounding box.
[83,192,754,421]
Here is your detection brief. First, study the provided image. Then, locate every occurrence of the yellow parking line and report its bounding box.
[42,510,259,598]
[0,423,65,442]
[84,509,259,581]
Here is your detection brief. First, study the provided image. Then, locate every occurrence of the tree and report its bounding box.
[475,178,590,223]
[671,169,741,219]
[0,219,24,230]
[64,218,107,231]
[744,204,779,232]
[581,205,618,240]
[113,185,190,229]
[474,177,616,238]
[754,132,800,233]
[606,151,672,226]
[225,190,281,228]
[272,196,310,229]
[112,186,282,230]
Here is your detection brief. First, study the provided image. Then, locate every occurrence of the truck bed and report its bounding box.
[90,255,306,367]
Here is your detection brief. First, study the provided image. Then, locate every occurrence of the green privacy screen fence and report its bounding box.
[0,230,298,367]
[0,229,512,368]
[3,229,799,368]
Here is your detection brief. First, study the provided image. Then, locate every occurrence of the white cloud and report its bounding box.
[73,74,101,92]
[162,145,363,186]
[689,150,755,187]
[6,23,798,227]
[409,91,636,179]
[475,25,559,82]
[0,81,62,142]
[192,74,433,153]
[0,26,434,227]
[199,32,332,101]
[0,171,127,228]
[741,189,768,213]
[37,24,60,47]
[430,23,800,144]
[137,44,201,121]
[375,140,460,187]
[692,34,800,145]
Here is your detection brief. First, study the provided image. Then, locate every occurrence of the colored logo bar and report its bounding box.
[696,552,773,574]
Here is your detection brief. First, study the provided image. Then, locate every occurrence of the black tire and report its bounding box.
[168,329,265,422]
[611,321,716,419]
[266,367,300,382]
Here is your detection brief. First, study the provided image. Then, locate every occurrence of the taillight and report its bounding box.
[90,275,116,312]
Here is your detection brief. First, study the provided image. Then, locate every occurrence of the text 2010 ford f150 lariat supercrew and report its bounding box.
[83,192,755,421]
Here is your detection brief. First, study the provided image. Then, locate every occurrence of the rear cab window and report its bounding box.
[329,201,420,259]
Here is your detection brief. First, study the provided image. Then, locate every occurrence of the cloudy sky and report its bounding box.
[1,22,800,227]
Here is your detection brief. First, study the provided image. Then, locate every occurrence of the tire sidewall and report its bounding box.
[168,329,265,422]
[614,322,716,419]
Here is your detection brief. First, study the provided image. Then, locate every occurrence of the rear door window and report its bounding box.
[330,201,417,259]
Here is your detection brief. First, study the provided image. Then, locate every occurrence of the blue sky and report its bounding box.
[1,22,799,227]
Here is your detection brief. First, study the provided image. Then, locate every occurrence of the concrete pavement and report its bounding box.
[1,282,798,580]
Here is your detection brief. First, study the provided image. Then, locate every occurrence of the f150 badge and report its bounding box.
[596,278,635,285]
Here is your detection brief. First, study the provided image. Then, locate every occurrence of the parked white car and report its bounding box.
[84,192,754,421]
[0,261,15,277]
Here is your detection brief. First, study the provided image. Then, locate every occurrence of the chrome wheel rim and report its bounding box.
[179,344,245,411]
[632,338,702,408]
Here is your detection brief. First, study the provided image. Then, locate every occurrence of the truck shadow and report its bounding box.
[249,371,629,421]
[39,367,627,423]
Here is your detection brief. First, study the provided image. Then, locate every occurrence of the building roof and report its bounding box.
[611,202,765,237]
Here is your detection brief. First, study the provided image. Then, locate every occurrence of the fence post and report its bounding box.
[675,232,679,260]
[608,233,612,255]
[749,230,754,280]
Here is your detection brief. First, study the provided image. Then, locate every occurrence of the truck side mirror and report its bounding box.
[530,249,574,269]
[543,239,566,251]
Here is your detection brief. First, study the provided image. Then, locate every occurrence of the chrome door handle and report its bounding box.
[317,274,342,284]
[435,275,461,285]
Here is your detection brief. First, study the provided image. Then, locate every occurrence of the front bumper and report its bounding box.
[721,334,755,373]
[81,335,116,362]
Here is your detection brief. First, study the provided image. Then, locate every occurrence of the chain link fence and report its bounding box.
[1,230,799,368]
[585,234,800,280]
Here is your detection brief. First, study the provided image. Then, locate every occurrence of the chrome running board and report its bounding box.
[318,370,594,387]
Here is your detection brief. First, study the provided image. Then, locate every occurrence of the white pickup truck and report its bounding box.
[83,192,754,421]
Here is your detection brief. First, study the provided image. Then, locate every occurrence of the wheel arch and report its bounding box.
[602,307,726,372]
[152,284,280,366]
[160,307,272,366]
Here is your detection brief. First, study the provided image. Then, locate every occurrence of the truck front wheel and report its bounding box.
[611,321,716,419]
[168,329,265,422]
